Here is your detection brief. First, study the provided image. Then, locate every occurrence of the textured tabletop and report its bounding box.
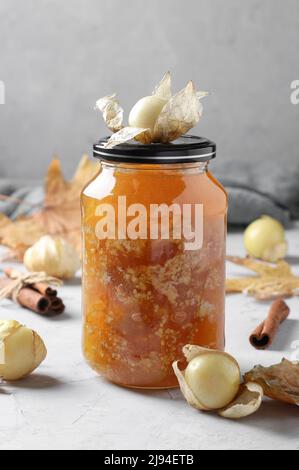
[0,227,299,450]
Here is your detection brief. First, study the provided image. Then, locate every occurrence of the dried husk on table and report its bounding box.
[226,256,299,300]
[244,359,299,406]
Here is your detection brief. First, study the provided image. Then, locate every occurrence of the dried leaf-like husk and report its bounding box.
[226,256,299,300]
[244,359,299,406]
[153,81,201,143]
[226,256,293,277]
[103,127,152,148]
[196,91,209,100]
[0,217,45,261]
[172,360,210,410]
[95,94,124,132]
[182,344,212,362]
[218,382,263,419]
[244,281,294,300]
[226,278,295,300]
[152,71,172,101]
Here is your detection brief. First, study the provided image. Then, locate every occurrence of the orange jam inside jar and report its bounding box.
[81,136,227,389]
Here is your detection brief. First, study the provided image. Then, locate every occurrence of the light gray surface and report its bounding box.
[0,227,299,450]
[0,0,299,189]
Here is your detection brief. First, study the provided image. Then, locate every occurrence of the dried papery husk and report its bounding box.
[182,344,212,362]
[95,94,124,132]
[173,345,241,412]
[244,359,299,406]
[226,256,299,300]
[152,71,172,101]
[227,256,293,278]
[196,91,209,100]
[172,360,210,410]
[218,382,263,419]
[104,127,152,148]
[153,81,201,143]
[245,281,294,300]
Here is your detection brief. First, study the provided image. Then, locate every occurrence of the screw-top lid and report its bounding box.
[93,134,216,164]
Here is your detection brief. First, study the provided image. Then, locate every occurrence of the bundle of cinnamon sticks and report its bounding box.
[0,268,65,315]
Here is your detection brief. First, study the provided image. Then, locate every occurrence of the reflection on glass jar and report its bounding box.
[81,136,227,389]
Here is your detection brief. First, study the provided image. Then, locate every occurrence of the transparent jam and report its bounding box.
[81,162,227,388]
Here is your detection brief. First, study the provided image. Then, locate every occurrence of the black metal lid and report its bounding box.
[93,134,216,164]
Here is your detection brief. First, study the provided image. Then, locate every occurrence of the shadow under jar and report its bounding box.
[81,135,227,389]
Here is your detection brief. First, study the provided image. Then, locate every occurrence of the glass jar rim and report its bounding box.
[93,134,216,164]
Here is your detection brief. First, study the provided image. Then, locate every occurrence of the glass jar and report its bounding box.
[81,135,227,389]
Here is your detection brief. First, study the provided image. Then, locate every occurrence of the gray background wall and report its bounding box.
[0,0,298,179]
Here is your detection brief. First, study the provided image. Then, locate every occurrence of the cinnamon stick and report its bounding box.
[49,297,65,313]
[33,283,58,297]
[50,301,65,315]
[0,278,50,314]
[249,299,290,349]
